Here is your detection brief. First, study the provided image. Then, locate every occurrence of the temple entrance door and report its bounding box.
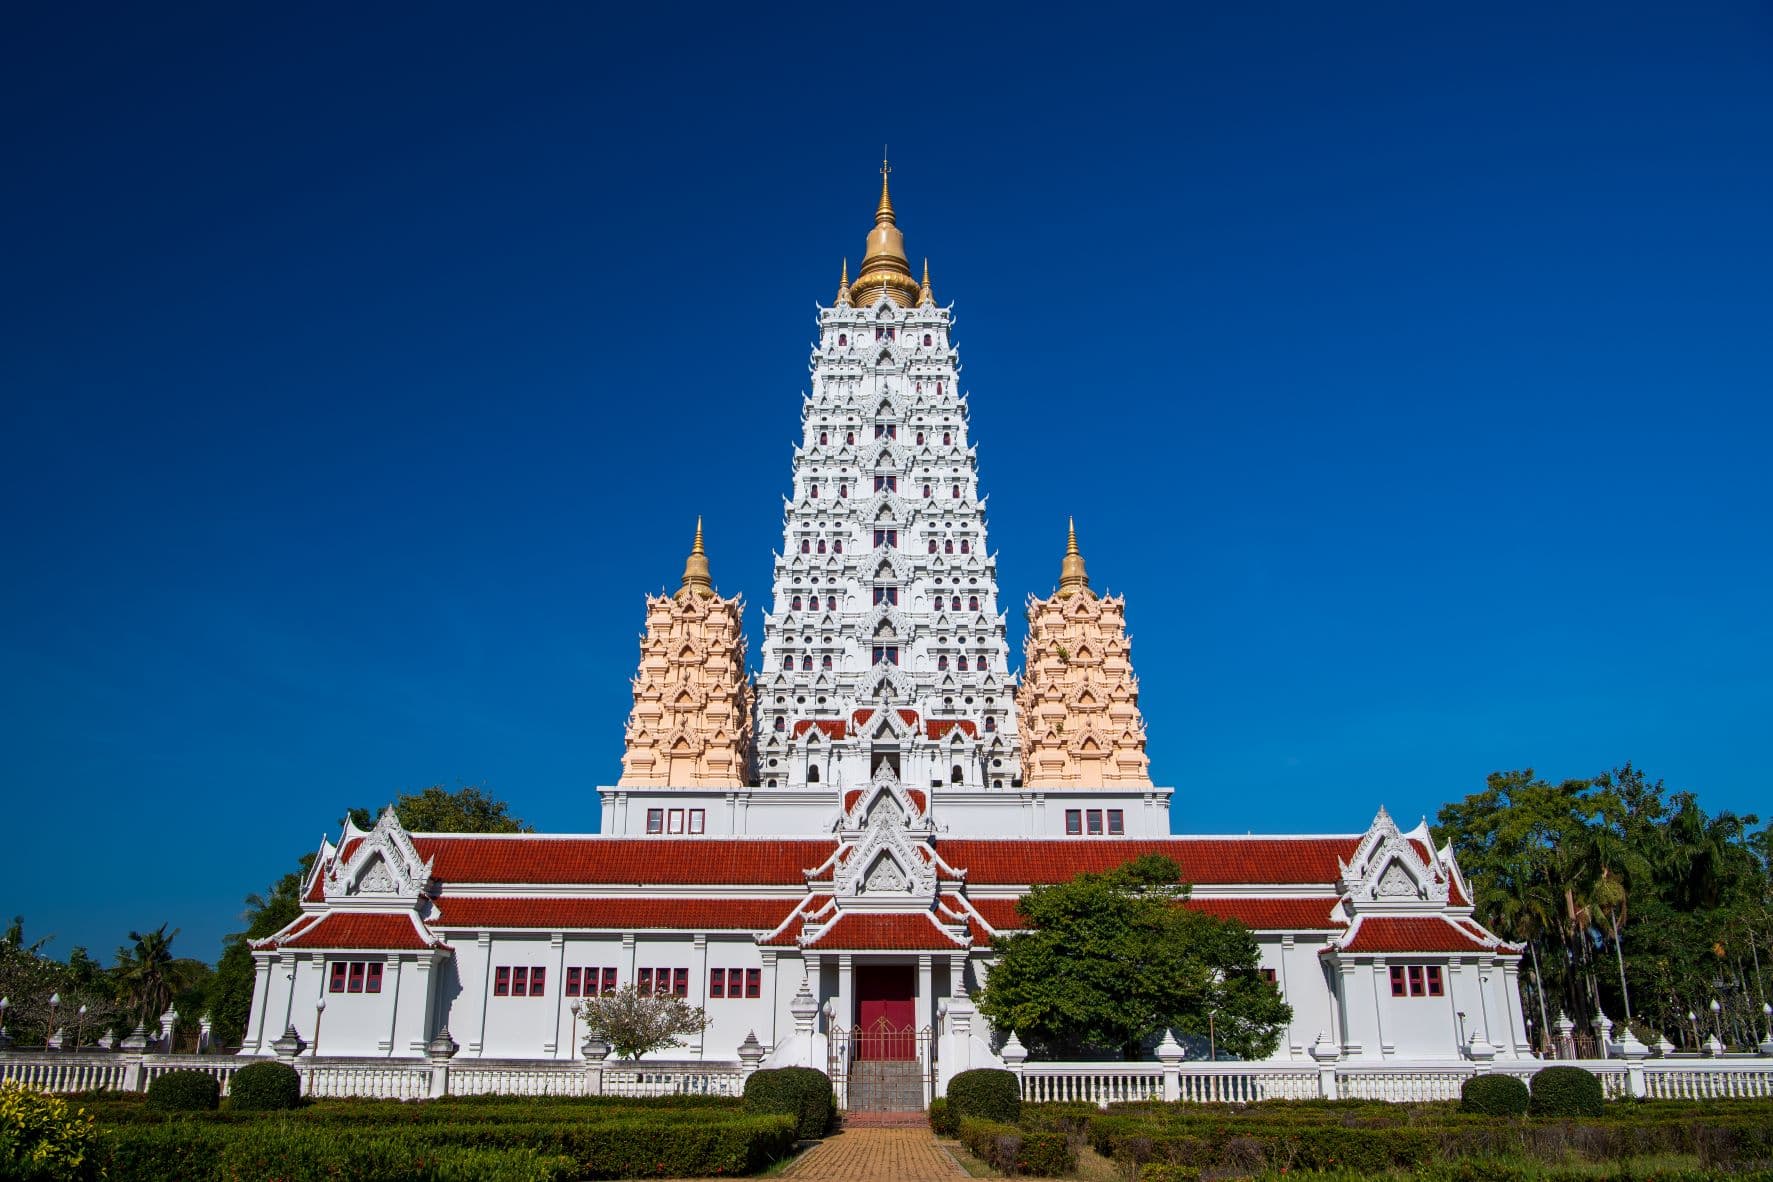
[854,964,916,1060]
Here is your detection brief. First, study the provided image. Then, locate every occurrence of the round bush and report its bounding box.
[742,1066,834,1138]
[1460,1073,1530,1116]
[1528,1065,1604,1118]
[928,1096,955,1136]
[0,1080,104,1181]
[227,1061,301,1111]
[946,1067,1020,1126]
[145,1069,220,1112]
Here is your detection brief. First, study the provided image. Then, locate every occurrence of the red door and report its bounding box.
[854,964,916,1060]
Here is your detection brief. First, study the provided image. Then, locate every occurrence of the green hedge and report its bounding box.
[1138,1167,1202,1182]
[226,1062,301,1112]
[103,1113,799,1180]
[1461,1074,1530,1116]
[927,1096,954,1136]
[946,1068,1021,1125]
[1530,1066,1604,1118]
[144,1071,219,1113]
[956,1117,1074,1177]
[742,1067,834,1138]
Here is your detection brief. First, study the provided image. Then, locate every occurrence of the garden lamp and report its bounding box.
[1710,998,1722,1043]
[48,992,59,1049]
[76,1004,87,1051]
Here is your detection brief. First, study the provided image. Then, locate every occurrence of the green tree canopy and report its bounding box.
[345,784,533,834]
[977,854,1291,1060]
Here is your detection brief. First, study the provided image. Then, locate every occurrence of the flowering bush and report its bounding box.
[0,1080,103,1182]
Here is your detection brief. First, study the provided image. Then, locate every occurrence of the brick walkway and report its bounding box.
[782,1126,965,1180]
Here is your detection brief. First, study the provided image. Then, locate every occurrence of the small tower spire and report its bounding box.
[678,517,714,598]
[849,153,919,307]
[1057,517,1091,598]
[875,148,896,224]
[919,258,933,305]
[836,258,852,306]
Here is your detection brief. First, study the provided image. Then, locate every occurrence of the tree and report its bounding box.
[113,925,205,1029]
[977,854,1291,1060]
[575,985,710,1060]
[345,784,533,834]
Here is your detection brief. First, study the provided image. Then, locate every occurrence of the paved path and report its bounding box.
[783,1126,965,1180]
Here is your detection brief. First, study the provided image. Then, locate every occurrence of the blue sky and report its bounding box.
[2,3,1769,962]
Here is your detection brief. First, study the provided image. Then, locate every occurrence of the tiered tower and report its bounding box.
[618,523,754,787]
[1017,522,1152,787]
[753,161,1019,797]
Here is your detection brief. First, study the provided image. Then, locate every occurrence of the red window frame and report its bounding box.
[1389,966,1408,997]
[495,966,512,997]
[347,962,365,992]
[601,967,618,995]
[329,962,348,993]
[646,809,664,834]
[673,968,689,998]
[1407,966,1424,997]
[638,968,653,996]
[566,967,582,997]
[1065,810,1082,835]
[1086,810,1104,835]
[365,963,383,994]
[745,969,761,998]
[688,809,705,834]
[530,967,545,997]
[511,966,529,997]
[1425,966,1444,997]
[709,968,725,998]
[1106,810,1125,835]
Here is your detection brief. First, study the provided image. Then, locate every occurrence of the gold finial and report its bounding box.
[1057,517,1092,598]
[876,149,895,224]
[919,258,932,305]
[850,153,919,307]
[837,258,852,306]
[678,517,714,598]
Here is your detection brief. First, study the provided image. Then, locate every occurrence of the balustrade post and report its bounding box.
[1616,1027,1649,1098]
[581,1033,610,1096]
[426,1029,458,1099]
[119,1024,150,1094]
[1309,1031,1340,1100]
[1553,1012,1576,1060]
[1000,1031,1027,1100]
[737,1031,765,1084]
[1155,1029,1183,1102]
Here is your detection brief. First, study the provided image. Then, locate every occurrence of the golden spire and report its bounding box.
[849,152,920,307]
[1057,517,1092,598]
[836,258,852,306]
[678,517,714,598]
[918,258,933,305]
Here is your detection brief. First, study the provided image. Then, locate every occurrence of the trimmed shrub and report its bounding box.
[957,1117,1074,1177]
[1461,1073,1531,1116]
[226,1061,301,1111]
[928,1096,955,1137]
[742,1067,834,1138]
[1139,1167,1202,1182]
[0,1081,105,1182]
[145,1070,220,1113]
[946,1068,1021,1125]
[1530,1066,1604,1118]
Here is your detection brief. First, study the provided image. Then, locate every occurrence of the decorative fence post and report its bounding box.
[1594,1011,1614,1056]
[1617,1027,1650,1098]
[581,1034,610,1096]
[1309,1031,1340,1100]
[1000,1031,1027,1096]
[1704,1034,1724,1057]
[1155,1029,1183,1102]
[737,1031,765,1086]
[1554,1013,1576,1060]
[1761,1004,1773,1057]
[119,1024,150,1094]
[425,1029,458,1099]
[1466,1030,1497,1071]
[157,1009,179,1054]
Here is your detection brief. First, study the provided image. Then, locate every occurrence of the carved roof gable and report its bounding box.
[1338,807,1449,905]
[324,808,434,904]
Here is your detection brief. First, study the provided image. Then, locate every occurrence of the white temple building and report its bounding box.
[244,164,1530,1098]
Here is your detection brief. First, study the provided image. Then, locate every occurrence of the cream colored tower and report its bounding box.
[618,522,754,786]
[1016,521,1152,787]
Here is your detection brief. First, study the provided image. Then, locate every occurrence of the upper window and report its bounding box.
[1107,809,1125,835]
[1065,809,1083,835]
[646,808,664,834]
[923,333,933,346]
[1087,810,1104,835]
[872,645,899,665]
[328,961,384,994]
[1389,964,1445,998]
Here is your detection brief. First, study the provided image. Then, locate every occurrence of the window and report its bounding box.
[790,595,802,610]
[1087,810,1104,835]
[328,961,379,996]
[688,809,704,834]
[646,809,664,834]
[801,655,813,670]
[951,485,961,498]
[959,540,969,553]
[668,808,685,834]
[937,655,949,670]
[673,968,689,997]
[819,431,828,443]
[826,595,837,610]
[495,966,511,996]
[839,485,848,498]
[928,539,938,553]
[873,587,898,605]
[638,967,652,996]
[567,967,582,996]
[810,485,818,498]
[781,655,793,670]
[821,655,832,670]
[874,475,896,492]
[710,967,725,998]
[1065,809,1083,835]
[800,539,810,553]
[984,716,996,732]
[639,967,688,997]
[1260,968,1278,985]
[968,595,979,610]
[833,540,842,554]
[951,596,961,610]
[944,539,954,553]
[601,967,617,994]
[773,716,785,732]
[491,966,544,997]
[923,333,933,346]
[837,334,846,346]
[943,432,952,444]
[530,967,546,996]
[1106,809,1124,835]
[816,539,826,553]
[957,656,968,671]
[746,968,761,998]
[873,424,896,440]
[846,431,855,443]
[873,529,897,548]
[1389,964,1444,997]
[923,484,932,498]
[916,432,925,444]
[872,645,899,665]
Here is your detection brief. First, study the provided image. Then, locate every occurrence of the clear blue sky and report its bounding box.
[3,3,1769,963]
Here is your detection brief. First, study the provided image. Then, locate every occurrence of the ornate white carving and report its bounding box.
[1376,862,1419,898]
[356,859,396,894]
[862,854,907,893]
[324,807,434,902]
[1339,807,1449,905]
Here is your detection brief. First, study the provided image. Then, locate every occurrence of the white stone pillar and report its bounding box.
[761,950,780,1050]
[692,935,709,1059]
[471,932,494,1056]
[382,955,402,1055]
[244,954,275,1054]
[836,955,854,1032]
[547,934,566,1057]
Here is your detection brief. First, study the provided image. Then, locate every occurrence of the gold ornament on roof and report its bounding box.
[678,517,714,598]
[836,258,852,306]
[848,153,922,308]
[919,258,933,306]
[1057,517,1092,598]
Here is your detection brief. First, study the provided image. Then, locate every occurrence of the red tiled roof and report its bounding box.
[926,719,978,740]
[1330,915,1499,955]
[897,708,919,725]
[433,897,798,931]
[958,894,1342,934]
[410,838,836,886]
[851,709,875,726]
[280,912,444,951]
[793,719,847,739]
[938,838,1360,886]
[905,789,927,813]
[960,896,1025,931]
[802,911,969,950]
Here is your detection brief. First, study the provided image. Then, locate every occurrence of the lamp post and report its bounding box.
[48,993,60,1049]
[0,997,10,1051]
[308,996,326,1096]
[569,1000,583,1060]
[1688,1010,1699,1051]
[1710,999,1723,1048]
[76,1005,87,1053]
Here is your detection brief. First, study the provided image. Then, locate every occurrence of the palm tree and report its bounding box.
[115,925,182,1027]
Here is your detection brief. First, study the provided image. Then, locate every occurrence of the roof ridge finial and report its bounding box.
[837,258,852,306]
[919,258,932,305]
[876,148,895,225]
[678,517,713,598]
[1058,517,1091,598]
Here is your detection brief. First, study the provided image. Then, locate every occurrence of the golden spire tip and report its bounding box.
[679,518,713,598]
[1058,517,1090,597]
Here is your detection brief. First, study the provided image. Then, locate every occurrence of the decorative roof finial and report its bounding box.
[837,258,851,306]
[849,153,919,307]
[1057,517,1091,598]
[876,148,895,225]
[919,258,933,305]
[678,517,714,598]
